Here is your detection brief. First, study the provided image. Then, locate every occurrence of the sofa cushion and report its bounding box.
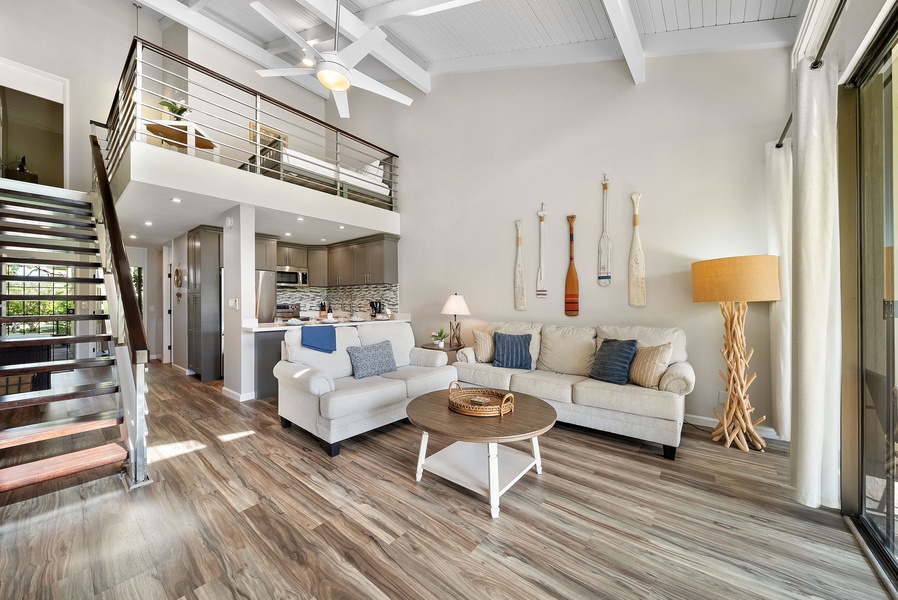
[488,322,541,369]
[285,327,359,379]
[493,333,532,369]
[572,378,683,421]
[320,376,407,419]
[358,322,414,367]
[472,330,494,363]
[537,325,597,376]
[596,325,687,364]
[510,371,586,403]
[453,361,528,389]
[381,365,457,398]
[629,342,673,389]
[347,341,397,379]
[590,339,638,385]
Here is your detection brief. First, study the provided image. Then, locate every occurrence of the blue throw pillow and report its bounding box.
[493,332,532,370]
[590,339,638,385]
[347,340,397,379]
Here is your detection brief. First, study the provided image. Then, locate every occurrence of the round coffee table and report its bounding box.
[407,388,556,518]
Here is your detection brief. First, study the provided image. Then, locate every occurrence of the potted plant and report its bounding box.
[431,327,449,348]
[159,98,190,121]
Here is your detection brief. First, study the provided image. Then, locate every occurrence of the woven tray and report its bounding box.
[447,381,514,417]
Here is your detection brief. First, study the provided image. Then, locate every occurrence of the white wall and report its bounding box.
[0,0,162,191]
[335,49,791,427]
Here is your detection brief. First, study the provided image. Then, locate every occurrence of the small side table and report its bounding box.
[421,342,465,352]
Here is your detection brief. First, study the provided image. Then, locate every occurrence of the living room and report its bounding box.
[1,0,898,597]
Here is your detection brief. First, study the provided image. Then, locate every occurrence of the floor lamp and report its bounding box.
[441,293,470,348]
[692,255,780,452]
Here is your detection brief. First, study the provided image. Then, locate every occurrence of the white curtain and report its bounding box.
[790,56,842,508]
[766,140,792,443]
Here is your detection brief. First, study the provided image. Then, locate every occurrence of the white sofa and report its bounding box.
[454,322,695,460]
[274,321,457,456]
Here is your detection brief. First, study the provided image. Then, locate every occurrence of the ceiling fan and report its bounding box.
[250,1,413,118]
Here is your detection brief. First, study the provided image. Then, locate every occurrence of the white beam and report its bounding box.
[424,39,622,76]
[357,0,481,26]
[131,0,329,98]
[292,0,431,93]
[299,22,335,45]
[263,36,296,54]
[189,0,215,11]
[600,0,645,84]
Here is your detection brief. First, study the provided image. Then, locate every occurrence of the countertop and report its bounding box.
[243,317,410,333]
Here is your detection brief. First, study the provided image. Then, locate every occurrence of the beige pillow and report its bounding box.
[537,325,597,376]
[629,342,673,389]
[473,330,494,363]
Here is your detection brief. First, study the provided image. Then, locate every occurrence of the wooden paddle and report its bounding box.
[565,215,579,316]
[514,219,526,311]
[628,193,646,307]
[536,203,547,298]
[598,174,611,287]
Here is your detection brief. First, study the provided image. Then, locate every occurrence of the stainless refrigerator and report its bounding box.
[255,270,277,323]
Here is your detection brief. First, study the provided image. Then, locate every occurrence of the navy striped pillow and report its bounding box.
[590,339,638,385]
[493,332,532,370]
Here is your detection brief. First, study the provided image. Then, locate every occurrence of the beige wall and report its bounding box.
[334,48,791,428]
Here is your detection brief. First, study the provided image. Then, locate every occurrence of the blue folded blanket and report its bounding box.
[301,325,336,353]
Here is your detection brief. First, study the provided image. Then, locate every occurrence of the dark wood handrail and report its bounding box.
[89,134,149,364]
[105,36,398,159]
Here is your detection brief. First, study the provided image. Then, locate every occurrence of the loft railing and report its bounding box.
[102,37,399,211]
[89,134,151,489]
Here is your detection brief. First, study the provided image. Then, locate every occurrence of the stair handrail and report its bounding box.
[89,135,149,365]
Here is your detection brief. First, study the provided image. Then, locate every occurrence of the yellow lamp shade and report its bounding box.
[691,255,781,303]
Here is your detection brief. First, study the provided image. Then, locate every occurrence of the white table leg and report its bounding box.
[415,431,429,482]
[488,442,500,518]
[531,437,543,475]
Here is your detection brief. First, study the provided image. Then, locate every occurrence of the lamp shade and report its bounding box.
[691,255,781,303]
[441,293,470,316]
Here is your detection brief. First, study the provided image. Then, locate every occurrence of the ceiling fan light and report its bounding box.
[301,55,316,68]
[317,68,350,91]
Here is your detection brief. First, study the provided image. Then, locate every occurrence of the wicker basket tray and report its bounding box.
[447,381,514,417]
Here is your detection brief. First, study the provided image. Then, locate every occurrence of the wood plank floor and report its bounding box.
[0,361,888,599]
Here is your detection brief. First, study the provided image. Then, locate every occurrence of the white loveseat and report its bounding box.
[274,321,458,456]
[454,322,695,459]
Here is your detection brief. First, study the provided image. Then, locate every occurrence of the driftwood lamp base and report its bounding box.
[448,321,465,348]
[711,301,767,452]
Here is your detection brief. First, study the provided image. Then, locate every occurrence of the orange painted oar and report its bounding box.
[565,215,579,316]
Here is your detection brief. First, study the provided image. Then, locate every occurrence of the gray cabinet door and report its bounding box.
[328,246,352,286]
[256,238,277,270]
[188,226,223,381]
[308,248,327,287]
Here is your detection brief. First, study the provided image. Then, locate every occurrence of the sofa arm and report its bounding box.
[410,347,448,367]
[660,361,696,396]
[456,347,475,363]
[273,361,335,396]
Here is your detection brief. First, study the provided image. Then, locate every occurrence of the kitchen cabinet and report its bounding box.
[187,225,222,382]
[277,244,308,269]
[308,248,328,287]
[255,236,278,271]
[328,245,353,286]
[327,235,398,286]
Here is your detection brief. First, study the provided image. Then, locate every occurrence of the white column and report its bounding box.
[222,204,257,401]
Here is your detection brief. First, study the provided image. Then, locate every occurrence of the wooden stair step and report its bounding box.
[0,275,104,284]
[0,381,119,410]
[0,356,116,376]
[0,223,97,240]
[0,442,126,492]
[0,209,95,228]
[0,409,123,450]
[0,256,101,269]
[0,334,112,349]
[0,314,109,324]
[0,240,100,254]
[1,294,106,302]
[0,186,93,209]
[0,197,93,217]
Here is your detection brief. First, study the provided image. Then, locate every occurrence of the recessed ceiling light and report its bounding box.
[320,238,327,242]
[338,225,345,230]
[129,235,137,239]
[284,232,291,236]
[144,221,152,226]
[171,198,181,203]
[296,217,305,221]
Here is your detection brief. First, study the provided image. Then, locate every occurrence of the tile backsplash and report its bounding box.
[277,284,399,314]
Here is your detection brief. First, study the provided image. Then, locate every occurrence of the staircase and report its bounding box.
[0,183,129,492]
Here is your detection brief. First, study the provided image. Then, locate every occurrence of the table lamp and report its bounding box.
[691,255,780,452]
[441,293,470,348]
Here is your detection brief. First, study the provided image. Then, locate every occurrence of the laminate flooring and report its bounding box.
[0,361,888,599]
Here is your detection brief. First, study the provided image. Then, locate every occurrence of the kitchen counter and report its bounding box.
[242,317,409,333]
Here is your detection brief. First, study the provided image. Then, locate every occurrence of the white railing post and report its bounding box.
[116,344,150,488]
[254,95,262,175]
[134,41,145,144]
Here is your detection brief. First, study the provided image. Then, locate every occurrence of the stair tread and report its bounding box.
[0,334,113,349]
[0,209,95,227]
[0,186,93,209]
[0,442,126,492]
[0,223,97,240]
[0,381,119,410]
[0,275,104,284]
[0,240,100,254]
[0,198,92,217]
[0,410,123,450]
[0,357,116,376]
[0,257,101,269]
[0,314,110,323]
[1,295,107,301]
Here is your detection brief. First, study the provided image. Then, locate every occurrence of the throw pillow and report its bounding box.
[346,340,397,379]
[493,332,532,370]
[589,338,638,385]
[472,329,494,363]
[629,342,673,389]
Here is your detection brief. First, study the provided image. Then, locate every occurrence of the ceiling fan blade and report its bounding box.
[350,70,413,106]
[333,90,350,119]
[337,27,387,70]
[250,1,323,60]
[256,68,316,77]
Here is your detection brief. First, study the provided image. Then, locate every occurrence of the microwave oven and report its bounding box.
[276,269,308,287]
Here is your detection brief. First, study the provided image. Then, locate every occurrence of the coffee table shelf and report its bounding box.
[422,441,538,499]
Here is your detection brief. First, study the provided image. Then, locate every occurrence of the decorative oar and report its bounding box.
[514,219,526,311]
[536,203,547,297]
[565,215,579,316]
[598,174,611,287]
[628,193,646,307]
